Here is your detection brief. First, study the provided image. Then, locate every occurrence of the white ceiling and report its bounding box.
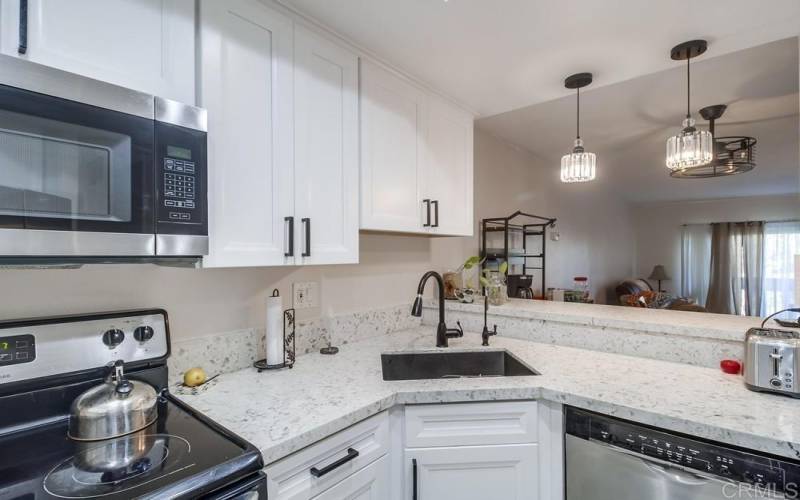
[279,0,800,116]
[476,38,800,203]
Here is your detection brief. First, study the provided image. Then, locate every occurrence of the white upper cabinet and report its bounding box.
[424,94,474,236]
[359,60,473,236]
[200,0,294,268]
[201,1,358,268]
[0,0,195,103]
[360,60,427,234]
[293,26,359,265]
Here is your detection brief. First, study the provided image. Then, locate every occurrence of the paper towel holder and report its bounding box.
[254,290,296,372]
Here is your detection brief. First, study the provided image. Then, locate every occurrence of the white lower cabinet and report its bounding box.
[265,412,390,500]
[406,444,539,500]
[264,402,562,500]
[402,401,545,500]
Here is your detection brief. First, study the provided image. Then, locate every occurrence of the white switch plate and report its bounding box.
[293,282,318,309]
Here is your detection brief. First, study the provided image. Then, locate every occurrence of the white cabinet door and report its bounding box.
[405,444,539,500]
[310,455,390,500]
[0,0,195,103]
[360,60,427,234]
[200,0,294,268]
[294,26,359,265]
[424,94,474,236]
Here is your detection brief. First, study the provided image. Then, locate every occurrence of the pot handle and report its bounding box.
[112,360,133,395]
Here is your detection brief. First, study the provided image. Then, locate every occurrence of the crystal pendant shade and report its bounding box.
[665,118,713,172]
[560,138,596,183]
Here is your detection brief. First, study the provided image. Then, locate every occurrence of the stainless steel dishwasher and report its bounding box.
[565,407,800,499]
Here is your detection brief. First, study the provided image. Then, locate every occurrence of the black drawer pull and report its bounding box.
[412,458,418,500]
[310,448,359,478]
[431,200,439,228]
[422,199,431,227]
[18,0,28,55]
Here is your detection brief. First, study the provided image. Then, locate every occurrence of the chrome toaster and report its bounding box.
[744,327,800,397]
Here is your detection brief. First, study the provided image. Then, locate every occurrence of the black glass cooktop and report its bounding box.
[0,395,261,500]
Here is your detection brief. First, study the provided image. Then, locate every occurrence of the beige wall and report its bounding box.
[0,128,637,339]
[632,194,800,295]
[0,233,435,340]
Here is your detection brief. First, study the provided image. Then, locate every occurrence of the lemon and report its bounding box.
[183,367,207,387]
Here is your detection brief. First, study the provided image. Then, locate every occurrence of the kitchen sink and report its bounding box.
[380,350,539,381]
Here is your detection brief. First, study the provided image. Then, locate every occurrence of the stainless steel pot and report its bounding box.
[73,424,159,472]
[68,360,158,441]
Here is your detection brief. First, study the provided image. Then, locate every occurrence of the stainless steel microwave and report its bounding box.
[0,55,207,263]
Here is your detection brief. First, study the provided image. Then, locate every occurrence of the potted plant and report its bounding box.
[480,261,509,306]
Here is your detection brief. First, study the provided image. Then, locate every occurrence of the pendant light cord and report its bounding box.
[686,57,691,119]
[576,87,580,139]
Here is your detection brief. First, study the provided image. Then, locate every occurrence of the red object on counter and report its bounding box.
[720,359,742,375]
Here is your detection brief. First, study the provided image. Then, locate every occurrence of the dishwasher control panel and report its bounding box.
[566,407,800,495]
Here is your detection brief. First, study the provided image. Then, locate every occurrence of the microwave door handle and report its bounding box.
[18,0,28,54]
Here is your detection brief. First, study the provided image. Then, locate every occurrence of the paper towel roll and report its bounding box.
[266,290,283,366]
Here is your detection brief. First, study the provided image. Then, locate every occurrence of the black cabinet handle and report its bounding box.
[412,458,418,500]
[431,200,439,228]
[18,0,28,55]
[284,216,294,257]
[422,199,431,227]
[310,448,359,478]
[301,218,311,257]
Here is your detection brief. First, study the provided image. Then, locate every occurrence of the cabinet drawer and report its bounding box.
[265,411,389,500]
[310,454,390,500]
[405,401,538,447]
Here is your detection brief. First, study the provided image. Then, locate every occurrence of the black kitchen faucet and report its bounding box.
[411,271,463,347]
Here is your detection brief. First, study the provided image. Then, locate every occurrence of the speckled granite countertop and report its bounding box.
[174,327,800,465]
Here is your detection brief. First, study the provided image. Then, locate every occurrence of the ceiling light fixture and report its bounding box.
[667,104,757,178]
[560,72,596,183]
[665,40,713,174]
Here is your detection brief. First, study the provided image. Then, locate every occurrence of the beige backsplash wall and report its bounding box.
[0,129,635,339]
[0,233,436,340]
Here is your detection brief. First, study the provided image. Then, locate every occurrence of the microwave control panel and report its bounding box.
[162,157,197,222]
[154,119,206,234]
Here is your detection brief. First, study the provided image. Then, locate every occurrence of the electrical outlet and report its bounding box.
[293,282,318,309]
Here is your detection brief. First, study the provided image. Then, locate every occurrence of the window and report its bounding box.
[681,220,799,316]
[681,224,712,307]
[763,221,800,317]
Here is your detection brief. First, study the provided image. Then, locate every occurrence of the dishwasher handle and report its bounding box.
[595,439,732,486]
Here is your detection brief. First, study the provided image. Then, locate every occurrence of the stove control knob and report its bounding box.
[134,326,154,343]
[102,328,125,348]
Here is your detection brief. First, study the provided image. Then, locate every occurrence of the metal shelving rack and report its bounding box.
[480,211,557,297]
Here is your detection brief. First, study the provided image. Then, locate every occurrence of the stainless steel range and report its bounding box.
[0,310,265,499]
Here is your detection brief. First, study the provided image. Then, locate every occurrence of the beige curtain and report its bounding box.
[706,222,765,315]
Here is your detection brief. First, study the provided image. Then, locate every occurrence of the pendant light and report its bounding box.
[560,72,596,183]
[668,104,757,178]
[665,40,713,174]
